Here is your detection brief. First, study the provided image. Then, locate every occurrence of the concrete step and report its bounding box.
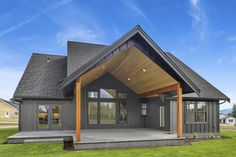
[24,138,64,144]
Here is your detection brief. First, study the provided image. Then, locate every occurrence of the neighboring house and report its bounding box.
[0,98,19,120]
[220,114,236,125]
[13,26,230,148]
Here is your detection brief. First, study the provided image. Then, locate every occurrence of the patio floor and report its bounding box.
[80,128,177,143]
[7,128,178,143]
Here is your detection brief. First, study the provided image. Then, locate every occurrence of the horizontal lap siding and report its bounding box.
[183,101,219,135]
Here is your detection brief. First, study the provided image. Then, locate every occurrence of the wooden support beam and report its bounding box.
[139,83,178,97]
[75,78,81,142]
[177,83,183,138]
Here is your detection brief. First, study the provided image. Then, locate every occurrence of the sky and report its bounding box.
[0,0,235,109]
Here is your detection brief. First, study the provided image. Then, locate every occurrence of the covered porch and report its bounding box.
[73,45,186,143]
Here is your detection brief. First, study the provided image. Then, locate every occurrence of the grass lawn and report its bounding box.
[0,127,236,157]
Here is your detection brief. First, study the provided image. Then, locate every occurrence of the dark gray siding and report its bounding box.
[81,73,145,129]
[146,97,170,132]
[182,100,220,135]
[20,99,75,131]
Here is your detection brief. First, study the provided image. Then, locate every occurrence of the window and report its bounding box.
[100,89,116,98]
[160,106,165,127]
[88,102,98,124]
[196,102,207,122]
[118,93,127,99]
[14,112,18,116]
[185,101,207,123]
[38,105,49,129]
[88,91,98,98]
[87,89,127,125]
[229,119,234,123]
[52,105,62,128]
[119,102,127,123]
[100,102,116,124]
[141,103,147,116]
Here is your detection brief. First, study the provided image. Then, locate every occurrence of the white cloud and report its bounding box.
[0,0,72,38]
[189,0,208,40]
[122,0,153,28]
[56,26,104,47]
[190,0,199,7]
[228,35,236,42]
[0,68,23,100]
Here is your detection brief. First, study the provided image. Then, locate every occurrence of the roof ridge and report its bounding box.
[67,41,108,47]
[32,53,66,57]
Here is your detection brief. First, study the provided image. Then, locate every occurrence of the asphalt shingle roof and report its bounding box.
[14,53,67,99]
[166,52,229,101]
[67,41,107,76]
[14,29,229,101]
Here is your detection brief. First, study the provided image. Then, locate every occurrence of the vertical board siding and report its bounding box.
[20,99,75,131]
[82,73,145,129]
[146,97,170,132]
[182,100,219,135]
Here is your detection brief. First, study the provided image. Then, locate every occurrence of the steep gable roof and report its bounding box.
[67,41,107,76]
[13,25,230,102]
[14,53,67,100]
[60,25,200,96]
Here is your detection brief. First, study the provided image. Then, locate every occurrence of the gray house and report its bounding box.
[12,25,229,149]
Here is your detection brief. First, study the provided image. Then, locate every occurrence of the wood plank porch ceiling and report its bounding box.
[80,46,178,96]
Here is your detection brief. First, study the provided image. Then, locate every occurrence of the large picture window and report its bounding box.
[87,89,128,125]
[185,101,207,123]
[100,102,116,124]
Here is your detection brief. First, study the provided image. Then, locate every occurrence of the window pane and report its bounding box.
[186,112,195,123]
[88,102,98,124]
[160,106,165,127]
[100,102,116,124]
[186,103,195,111]
[100,89,116,98]
[38,105,49,128]
[52,105,62,128]
[197,102,206,111]
[119,102,127,123]
[141,103,147,116]
[196,112,206,122]
[118,93,127,99]
[88,91,98,98]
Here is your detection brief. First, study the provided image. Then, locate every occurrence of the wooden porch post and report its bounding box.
[75,78,81,142]
[177,83,183,137]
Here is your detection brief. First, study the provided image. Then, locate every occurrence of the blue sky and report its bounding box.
[0,0,235,109]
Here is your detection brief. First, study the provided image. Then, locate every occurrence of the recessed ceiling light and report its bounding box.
[128,78,131,81]
[142,69,146,72]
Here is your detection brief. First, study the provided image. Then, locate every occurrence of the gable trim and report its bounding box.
[60,25,200,96]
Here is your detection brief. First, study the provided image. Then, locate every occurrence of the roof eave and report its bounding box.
[60,25,201,96]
